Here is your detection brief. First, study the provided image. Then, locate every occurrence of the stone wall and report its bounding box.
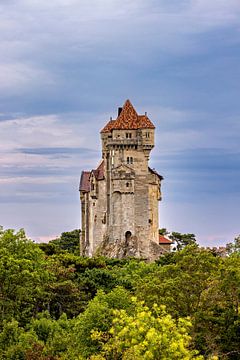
[81,111,163,260]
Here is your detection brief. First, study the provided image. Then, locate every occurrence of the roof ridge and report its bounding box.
[101,100,155,132]
[113,99,138,129]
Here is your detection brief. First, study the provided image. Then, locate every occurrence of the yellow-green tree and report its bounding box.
[91,298,204,360]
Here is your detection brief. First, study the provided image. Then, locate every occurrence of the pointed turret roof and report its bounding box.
[101,100,155,133]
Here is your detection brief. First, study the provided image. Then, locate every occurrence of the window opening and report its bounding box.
[127,157,133,164]
[125,231,131,244]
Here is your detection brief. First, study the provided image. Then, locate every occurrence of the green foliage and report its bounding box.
[50,229,80,254]
[159,228,169,236]
[92,298,203,360]
[39,229,80,255]
[170,232,197,251]
[29,312,73,356]
[136,246,220,316]
[1,226,240,359]
[0,319,40,360]
[226,234,240,254]
[0,227,50,325]
[0,313,73,359]
[67,287,133,359]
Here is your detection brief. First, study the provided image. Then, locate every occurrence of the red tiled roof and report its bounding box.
[101,119,116,133]
[79,171,90,192]
[159,235,172,244]
[101,99,155,133]
[149,167,163,180]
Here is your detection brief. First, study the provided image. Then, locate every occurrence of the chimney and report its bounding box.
[118,107,123,116]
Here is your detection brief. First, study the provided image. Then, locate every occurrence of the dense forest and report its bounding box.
[0,226,240,359]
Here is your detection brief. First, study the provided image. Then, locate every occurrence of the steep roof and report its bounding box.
[92,160,104,180]
[79,171,91,192]
[101,99,155,133]
[159,235,172,244]
[79,161,104,192]
[101,119,115,133]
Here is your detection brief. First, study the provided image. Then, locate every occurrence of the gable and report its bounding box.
[111,164,135,180]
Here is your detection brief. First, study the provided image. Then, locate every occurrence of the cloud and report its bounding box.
[0,0,239,118]
[18,147,97,156]
[0,63,54,95]
[0,113,101,204]
[1,1,240,66]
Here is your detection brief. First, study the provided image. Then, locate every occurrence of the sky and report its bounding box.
[0,0,239,246]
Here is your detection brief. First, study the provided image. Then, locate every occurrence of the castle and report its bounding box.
[79,100,165,260]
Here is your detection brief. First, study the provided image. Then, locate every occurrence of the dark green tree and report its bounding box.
[39,229,80,255]
[0,227,50,325]
[170,232,197,251]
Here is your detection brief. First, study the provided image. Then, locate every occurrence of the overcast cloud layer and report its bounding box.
[0,0,239,245]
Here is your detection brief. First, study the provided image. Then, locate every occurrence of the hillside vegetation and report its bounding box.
[0,226,239,359]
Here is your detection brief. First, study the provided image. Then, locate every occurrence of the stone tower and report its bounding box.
[79,100,164,260]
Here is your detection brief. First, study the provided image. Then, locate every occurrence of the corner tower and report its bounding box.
[80,100,163,260]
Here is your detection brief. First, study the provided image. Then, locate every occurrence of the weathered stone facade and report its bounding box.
[79,100,164,260]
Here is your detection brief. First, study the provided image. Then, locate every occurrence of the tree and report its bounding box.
[91,298,204,360]
[0,227,50,325]
[170,232,197,251]
[226,235,240,255]
[66,287,133,359]
[39,229,81,255]
[136,246,220,318]
[159,228,169,236]
[0,313,73,359]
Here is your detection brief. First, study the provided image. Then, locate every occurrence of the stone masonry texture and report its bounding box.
[79,100,164,261]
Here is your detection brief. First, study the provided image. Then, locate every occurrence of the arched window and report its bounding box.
[125,231,132,244]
